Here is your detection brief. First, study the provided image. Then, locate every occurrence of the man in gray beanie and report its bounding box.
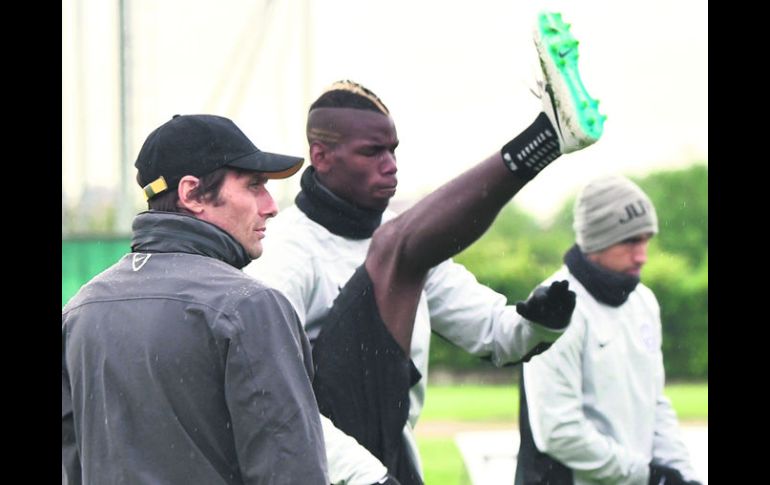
[514,175,702,485]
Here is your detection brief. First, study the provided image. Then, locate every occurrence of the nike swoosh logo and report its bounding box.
[545,84,563,135]
[132,253,152,272]
[558,48,572,58]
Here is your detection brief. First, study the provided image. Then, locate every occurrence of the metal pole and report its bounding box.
[302,0,312,114]
[116,0,134,235]
[73,0,88,234]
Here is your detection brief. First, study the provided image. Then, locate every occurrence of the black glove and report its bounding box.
[515,280,576,330]
[648,463,702,485]
[371,473,401,485]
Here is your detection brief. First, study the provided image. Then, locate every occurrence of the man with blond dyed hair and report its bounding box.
[247,12,605,484]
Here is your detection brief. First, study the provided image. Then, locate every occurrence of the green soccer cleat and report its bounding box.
[534,11,606,153]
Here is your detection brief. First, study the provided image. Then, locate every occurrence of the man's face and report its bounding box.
[586,233,653,277]
[315,109,399,211]
[197,170,278,259]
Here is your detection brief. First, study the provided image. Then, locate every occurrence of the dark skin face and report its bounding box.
[307,107,399,211]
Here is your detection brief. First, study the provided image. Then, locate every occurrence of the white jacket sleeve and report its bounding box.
[321,416,388,485]
[523,314,651,485]
[424,259,565,366]
[651,393,700,482]
[645,291,699,482]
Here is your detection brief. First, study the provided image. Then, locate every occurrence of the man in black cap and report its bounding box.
[62,114,328,484]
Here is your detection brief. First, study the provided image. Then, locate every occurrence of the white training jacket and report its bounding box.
[522,265,699,485]
[245,205,564,484]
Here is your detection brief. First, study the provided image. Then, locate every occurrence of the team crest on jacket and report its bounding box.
[639,322,659,352]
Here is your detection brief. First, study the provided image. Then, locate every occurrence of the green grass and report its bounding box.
[416,382,707,483]
[419,382,707,422]
[420,385,518,421]
[418,437,472,484]
[663,382,709,421]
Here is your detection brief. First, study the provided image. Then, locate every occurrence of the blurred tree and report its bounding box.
[636,164,708,267]
[644,250,708,379]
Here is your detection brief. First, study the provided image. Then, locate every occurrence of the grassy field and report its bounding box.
[416,382,707,484]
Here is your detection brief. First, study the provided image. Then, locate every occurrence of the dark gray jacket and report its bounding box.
[62,211,327,485]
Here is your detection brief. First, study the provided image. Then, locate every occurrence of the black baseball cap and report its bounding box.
[135,114,304,199]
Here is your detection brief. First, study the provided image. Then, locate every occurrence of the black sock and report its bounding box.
[500,112,561,181]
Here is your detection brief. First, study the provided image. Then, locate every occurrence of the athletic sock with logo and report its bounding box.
[500,112,561,181]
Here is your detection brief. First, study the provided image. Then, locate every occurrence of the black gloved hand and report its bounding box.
[648,463,701,485]
[371,473,401,485]
[515,280,576,330]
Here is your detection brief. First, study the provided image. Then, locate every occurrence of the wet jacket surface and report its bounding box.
[62,211,327,485]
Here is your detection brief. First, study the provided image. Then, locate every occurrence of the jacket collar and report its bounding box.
[131,211,252,269]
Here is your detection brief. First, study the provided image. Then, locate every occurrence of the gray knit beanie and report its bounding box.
[573,175,658,253]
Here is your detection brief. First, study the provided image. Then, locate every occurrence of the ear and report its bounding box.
[309,141,333,175]
[177,175,205,214]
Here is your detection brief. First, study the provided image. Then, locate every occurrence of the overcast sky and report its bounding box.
[62,0,707,226]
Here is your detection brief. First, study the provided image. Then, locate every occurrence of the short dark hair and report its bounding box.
[146,167,249,212]
[309,80,389,115]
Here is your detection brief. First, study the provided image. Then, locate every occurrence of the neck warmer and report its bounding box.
[563,244,640,307]
[131,211,252,269]
[295,166,384,239]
